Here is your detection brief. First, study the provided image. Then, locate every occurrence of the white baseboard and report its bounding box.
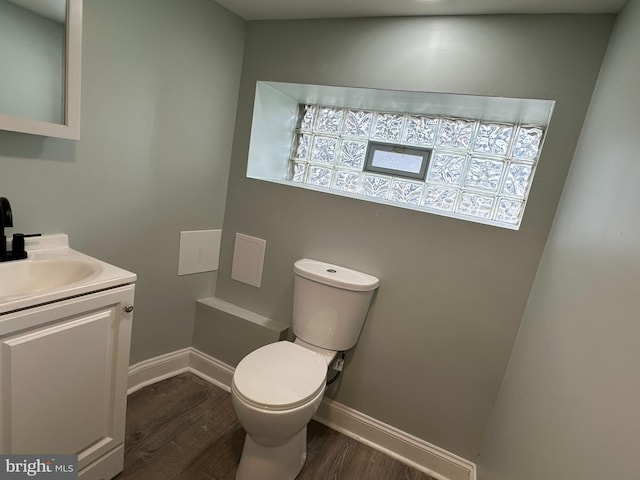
[315,399,475,480]
[188,348,234,393]
[127,348,191,395]
[127,347,233,396]
[128,348,476,480]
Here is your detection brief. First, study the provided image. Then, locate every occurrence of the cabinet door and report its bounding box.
[0,286,133,475]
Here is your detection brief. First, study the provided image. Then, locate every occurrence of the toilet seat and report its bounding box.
[233,341,328,411]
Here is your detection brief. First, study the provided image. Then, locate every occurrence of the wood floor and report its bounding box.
[117,373,436,480]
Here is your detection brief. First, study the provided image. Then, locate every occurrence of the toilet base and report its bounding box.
[235,427,307,480]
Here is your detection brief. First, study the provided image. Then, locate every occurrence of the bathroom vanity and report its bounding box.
[0,235,136,480]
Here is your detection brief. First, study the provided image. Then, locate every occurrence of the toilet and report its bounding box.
[231,258,379,480]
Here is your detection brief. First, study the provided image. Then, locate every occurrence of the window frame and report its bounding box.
[364,142,432,181]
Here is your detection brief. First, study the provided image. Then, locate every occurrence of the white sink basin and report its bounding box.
[0,259,102,298]
[0,234,136,315]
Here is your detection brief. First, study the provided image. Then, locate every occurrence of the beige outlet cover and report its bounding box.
[178,230,221,276]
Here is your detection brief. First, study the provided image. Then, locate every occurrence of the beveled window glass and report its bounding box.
[289,104,546,229]
[473,123,513,156]
[436,118,475,150]
[427,152,466,185]
[464,158,505,192]
[315,106,344,134]
[404,116,438,146]
[339,140,368,169]
[372,112,405,142]
[344,110,373,138]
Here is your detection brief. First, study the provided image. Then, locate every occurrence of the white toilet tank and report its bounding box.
[293,258,379,351]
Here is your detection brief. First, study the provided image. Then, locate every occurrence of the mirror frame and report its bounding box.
[0,0,82,140]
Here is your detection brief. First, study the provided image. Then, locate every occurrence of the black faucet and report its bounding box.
[1,197,38,262]
[1,197,14,259]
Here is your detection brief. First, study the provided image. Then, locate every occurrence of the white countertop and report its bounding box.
[0,234,136,315]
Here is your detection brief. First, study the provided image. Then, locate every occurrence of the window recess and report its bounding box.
[247,82,554,230]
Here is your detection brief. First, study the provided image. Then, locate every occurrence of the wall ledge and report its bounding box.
[197,297,288,333]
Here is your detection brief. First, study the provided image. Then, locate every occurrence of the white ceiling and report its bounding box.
[216,0,627,21]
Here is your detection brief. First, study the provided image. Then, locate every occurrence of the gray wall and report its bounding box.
[210,15,613,459]
[0,0,245,364]
[478,0,640,478]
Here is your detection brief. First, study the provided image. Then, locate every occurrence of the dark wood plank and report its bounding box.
[117,373,436,480]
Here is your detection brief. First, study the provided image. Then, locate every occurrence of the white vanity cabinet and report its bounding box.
[0,284,135,480]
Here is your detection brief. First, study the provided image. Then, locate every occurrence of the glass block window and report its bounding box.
[289,104,546,229]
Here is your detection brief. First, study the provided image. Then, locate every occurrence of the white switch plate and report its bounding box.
[231,233,266,288]
[178,229,221,276]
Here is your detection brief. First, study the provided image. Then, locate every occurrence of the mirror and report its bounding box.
[0,0,82,140]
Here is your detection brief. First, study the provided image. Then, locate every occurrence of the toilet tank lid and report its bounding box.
[294,258,379,292]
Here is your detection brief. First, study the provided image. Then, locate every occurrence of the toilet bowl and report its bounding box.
[231,340,335,480]
[231,258,379,480]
